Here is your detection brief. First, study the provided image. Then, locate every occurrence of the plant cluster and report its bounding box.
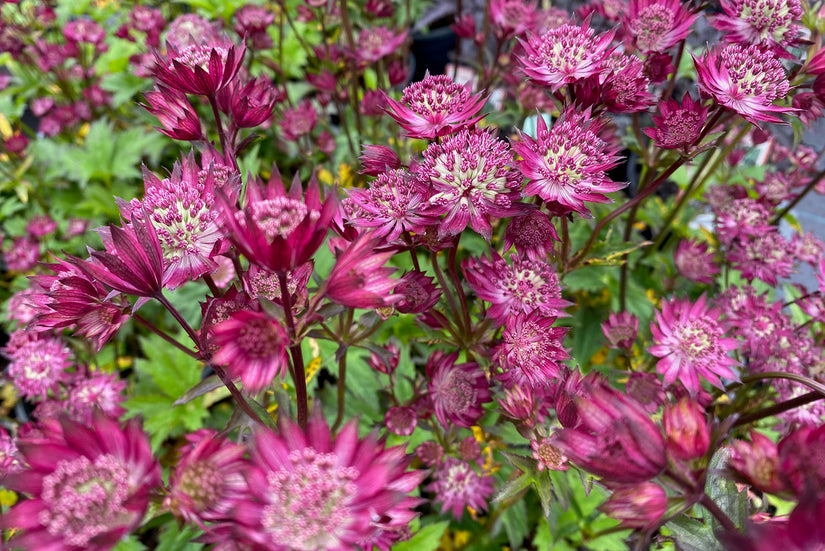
[2,0,825,549]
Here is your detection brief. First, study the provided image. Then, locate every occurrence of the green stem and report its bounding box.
[156,294,202,351]
[733,391,823,428]
[211,364,268,426]
[332,349,348,433]
[208,95,232,166]
[133,313,199,359]
[447,238,472,338]
[735,371,825,397]
[699,493,738,533]
[771,165,825,224]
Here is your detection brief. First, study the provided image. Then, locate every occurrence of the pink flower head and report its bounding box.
[709,0,802,58]
[0,412,160,550]
[165,14,221,50]
[326,233,401,309]
[4,333,71,400]
[419,127,524,240]
[674,238,719,284]
[599,482,667,529]
[555,384,667,483]
[237,413,424,550]
[513,106,625,217]
[662,398,710,461]
[0,428,21,477]
[693,43,794,125]
[153,36,245,96]
[394,270,441,314]
[428,457,495,519]
[344,169,431,241]
[217,76,278,128]
[729,430,787,495]
[26,214,57,237]
[234,5,274,48]
[495,310,570,387]
[589,52,655,113]
[624,0,698,53]
[280,100,318,141]
[714,197,774,246]
[65,370,127,423]
[142,85,203,141]
[490,0,538,40]
[462,251,570,326]
[217,166,337,274]
[353,26,408,63]
[518,17,615,92]
[601,311,639,349]
[649,294,740,394]
[29,258,131,350]
[531,437,568,471]
[67,211,167,302]
[359,144,402,176]
[498,383,552,428]
[124,154,225,289]
[729,231,795,285]
[166,431,248,526]
[385,406,417,436]
[212,309,290,392]
[777,424,825,499]
[503,210,559,261]
[426,350,492,428]
[643,93,710,151]
[384,74,487,139]
[3,235,40,272]
[243,262,313,310]
[626,372,666,413]
[63,19,105,45]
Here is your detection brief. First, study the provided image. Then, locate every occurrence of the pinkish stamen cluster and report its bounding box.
[710,0,802,57]
[644,93,710,151]
[427,351,492,428]
[624,0,697,53]
[495,310,570,387]
[344,169,431,241]
[428,458,495,519]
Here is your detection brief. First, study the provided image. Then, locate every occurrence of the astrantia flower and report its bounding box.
[643,93,710,151]
[518,17,615,92]
[426,350,492,428]
[495,310,570,387]
[166,431,248,527]
[428,458,495,519]
[29,258,131,350]
[498,383,551,428]
[693,43,794,125]
[124,154,225,289]
[512,106,625,217]
[0,428,21,477]
[217,76,278,129]
[385,406,417,436]
[359,144,402,176]
[649,294,740,394]
[5,334,70,400]
[503,210,559,261]
[599,482,667,529]
[353,26,407,63]
[394,271,442,314]
[674,238,719,283]
[0,412,160,550]
[217,166,337,274]
[602,311,639,349]
[142,84,203,141]
[555,384,667,483]
[595,52,656,113]
[709,0,802,58]
[326,233,401,309]
[419,127,524,240]
[714,197,774,246]
[728,430,786,495]
[344,169,431,241]
[243,262,312,310]
[3,235,40,272]
[462,251,570,326]
[490,0,538,40]
[212,309,290,392]
[531,437,568,471]
[65,370,127,423]
[236,413,424,550]
[384,74,487,139]
[662,398,710,461]
[624,0,698,53]
[153,36,244,96]
[728,231,795,285]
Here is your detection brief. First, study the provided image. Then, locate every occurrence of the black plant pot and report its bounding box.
[410,26,456,83]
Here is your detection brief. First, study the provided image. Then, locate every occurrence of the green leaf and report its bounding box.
[100,72,149,108]
[666,516,723,551]
[156,523,204,551]
[122,335,208,451]
[112,536,148,551]
[499,499,529,549]
[705,448,748,530]
[562,265,609,292]
[493,472,533,504]
[392,521,448,551]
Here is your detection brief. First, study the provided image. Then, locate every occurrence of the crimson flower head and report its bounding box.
[236,412,425,550]
[555,384,667,483]
[512,106,625,217]
[649,294,740,394]
[217,166,337,274]
[428,458,495,519]
[518,17,615,92]
[68,211,167,303]
[644,93,710,151]
[142,84,203,141]
[426,350,492,428]
[384,73,487,139]
[0,412,160,550]
[599,482,667,529]
[326,233,401,309]
[353,26,408,63]
[693,43,794,125]
[462,251,571,326]
[153,36,245,96]
[29,257,131,351]
[728,430,787,495]
[624,0,698,53]
[495,310,570,387]
[674,238,719,283]
[217,76,278,128]
[662,398,710,461]
[359,144,401,176]
[601,311,639,349]
[419,127,524,240]
[211,309,290,392]
[709,0,802,58]
[503,210,560,261]
[394,270,441,314]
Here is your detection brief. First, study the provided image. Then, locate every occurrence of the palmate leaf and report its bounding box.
[122,334,208,452]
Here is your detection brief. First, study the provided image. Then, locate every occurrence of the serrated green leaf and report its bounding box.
[493,472,533,504]
[135,334,203,398]
[156,523,204,551]
[100,72,149,108]
[705,448,748,530]
[563,265,609,292]
[392,521,448,551]
[112,535,147,551]
[499,499,529,549]
[666,516,723,551]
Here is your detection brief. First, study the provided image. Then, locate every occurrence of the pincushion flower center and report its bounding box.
[178,461,224,512]
[40,454,131,547]
[262,448,359,550]
[246,198,311,240]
